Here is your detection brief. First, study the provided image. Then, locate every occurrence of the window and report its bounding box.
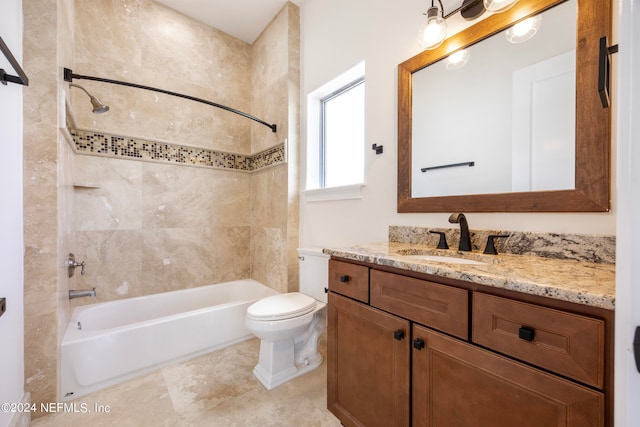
[305,62,365,201]
[320,78,365,188]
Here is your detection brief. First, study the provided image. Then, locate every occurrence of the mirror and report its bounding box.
[412,1,576,198]
[398,0,611,212]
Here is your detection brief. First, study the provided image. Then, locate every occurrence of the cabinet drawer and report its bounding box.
[370,270,468,339]
[472,292,605,388]
[328,259,369,303]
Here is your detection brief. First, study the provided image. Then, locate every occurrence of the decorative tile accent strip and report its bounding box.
[389,225,615,264]
[251,144,286,170]
[70,129,284,172]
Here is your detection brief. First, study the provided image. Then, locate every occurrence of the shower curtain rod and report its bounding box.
[63,68,276,132]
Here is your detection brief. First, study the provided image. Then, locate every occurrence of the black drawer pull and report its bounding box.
[339,275,350,283]
[394,329,405,340]
[518,326,535,341]
[413,338,425,350]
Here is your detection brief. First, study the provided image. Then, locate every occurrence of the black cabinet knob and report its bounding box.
[413,338,425,350]
[394,329,405,341]
[339,275,350,283]
[518,326,535,341]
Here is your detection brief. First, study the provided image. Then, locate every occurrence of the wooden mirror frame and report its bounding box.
[398,0,611,213]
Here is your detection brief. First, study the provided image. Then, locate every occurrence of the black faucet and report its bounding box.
[448,213,472,251]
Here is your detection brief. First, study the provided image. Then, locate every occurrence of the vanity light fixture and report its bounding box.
[418,0,447,50]
[505,15,542,43]
[484,0,518,12]
[445,49,470,70]
[418,0,520,50]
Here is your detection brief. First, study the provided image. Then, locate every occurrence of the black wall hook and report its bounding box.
[372,144,383,154]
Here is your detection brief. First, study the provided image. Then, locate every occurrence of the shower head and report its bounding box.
[69,83,110,114]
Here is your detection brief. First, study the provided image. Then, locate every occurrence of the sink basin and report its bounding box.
[404,254,487,265]
[393,249,489,265]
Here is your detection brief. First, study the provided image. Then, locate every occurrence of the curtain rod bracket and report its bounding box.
[63,68,277,132]
[1,37,29,86]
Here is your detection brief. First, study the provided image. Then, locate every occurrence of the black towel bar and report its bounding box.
[421,161,475,173]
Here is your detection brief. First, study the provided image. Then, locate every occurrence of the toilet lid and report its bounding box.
[247,292,317,321]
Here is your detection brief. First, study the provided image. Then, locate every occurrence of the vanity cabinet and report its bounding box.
[327,259,610,427]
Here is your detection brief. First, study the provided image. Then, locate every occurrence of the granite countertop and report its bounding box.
[323,242,615,310]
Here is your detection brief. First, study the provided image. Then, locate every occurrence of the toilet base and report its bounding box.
[251,310,326,390]
[252,353,323,390]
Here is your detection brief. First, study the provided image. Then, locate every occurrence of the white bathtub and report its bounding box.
[60,279,277,401]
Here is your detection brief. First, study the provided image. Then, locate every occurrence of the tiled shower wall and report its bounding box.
[250,3,300,293]
[23,0,299,411]
[68,0,299,302]
[23,0,77,413]
[72,154,252,301]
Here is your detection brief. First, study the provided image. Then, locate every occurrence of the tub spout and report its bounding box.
[69,288,96,300]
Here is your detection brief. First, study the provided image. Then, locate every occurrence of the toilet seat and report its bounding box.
[247,292,317,321]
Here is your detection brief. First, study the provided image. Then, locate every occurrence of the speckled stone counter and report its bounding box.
[323,241,615,310]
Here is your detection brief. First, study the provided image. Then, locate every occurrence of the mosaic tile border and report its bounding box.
[70,129,285,172]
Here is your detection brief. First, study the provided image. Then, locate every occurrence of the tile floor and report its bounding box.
[31,338,342,426]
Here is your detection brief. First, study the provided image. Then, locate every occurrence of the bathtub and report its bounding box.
[60,279,277,401]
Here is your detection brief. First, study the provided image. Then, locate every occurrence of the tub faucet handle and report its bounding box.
[67,253,86,278]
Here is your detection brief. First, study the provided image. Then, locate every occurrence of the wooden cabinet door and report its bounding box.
[412,324,604,427]
[328,292,410,427]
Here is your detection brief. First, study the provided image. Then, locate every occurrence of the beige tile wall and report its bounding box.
[72,0,253,153]
[23,0,76,416]
[72,156,251,302]
[250,3,300,293]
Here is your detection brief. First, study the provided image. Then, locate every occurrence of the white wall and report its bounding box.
[299,0,616,249]
[614,0,640,423]
[0,0,26,426]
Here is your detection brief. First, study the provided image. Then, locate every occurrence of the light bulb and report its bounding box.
[505,15,541,43]
[418,6,446,50]
[483,0,518,12]
[445,49,470,70]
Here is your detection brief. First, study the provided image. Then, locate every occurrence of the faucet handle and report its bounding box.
[429,230,449,250]
[67,253,86,277]
[483,235,510,255]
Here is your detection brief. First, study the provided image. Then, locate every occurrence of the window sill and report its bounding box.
[303,183,365,202]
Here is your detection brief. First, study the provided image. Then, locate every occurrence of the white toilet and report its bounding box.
[245,247,329,390]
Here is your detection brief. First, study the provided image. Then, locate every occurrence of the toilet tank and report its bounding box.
[297,248,330,303]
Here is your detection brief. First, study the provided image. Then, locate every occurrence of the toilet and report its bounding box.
[245,247,329,390]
